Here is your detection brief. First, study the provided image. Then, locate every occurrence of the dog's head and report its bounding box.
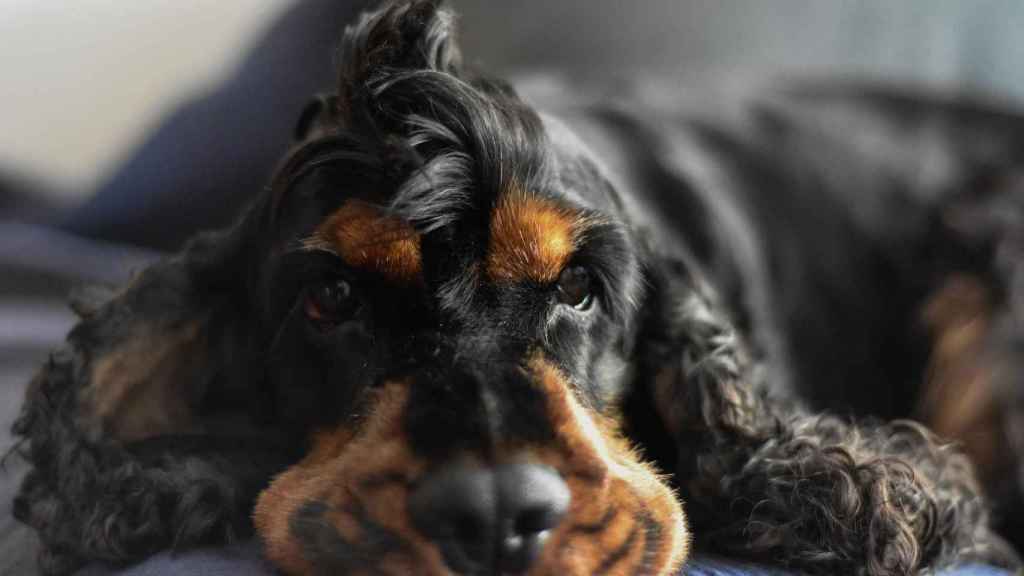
[248,3,688,573]
[59,1,688,574]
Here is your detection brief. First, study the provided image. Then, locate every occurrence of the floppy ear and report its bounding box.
[630,246,1019,572]
[10,215,290,573]
[616,112,1018,569]
[625,251,753,466]
[65,224,259,441]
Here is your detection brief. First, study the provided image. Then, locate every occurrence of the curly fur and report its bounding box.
[9,229,296,574]
[12,359,271,573]
[624,261,1015,575]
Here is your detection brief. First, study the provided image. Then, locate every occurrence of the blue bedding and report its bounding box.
[76,541,1012,576]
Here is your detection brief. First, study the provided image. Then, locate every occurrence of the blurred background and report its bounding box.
[3,0,1024,201]
[0,1,289,193]
[3,1,1024,571]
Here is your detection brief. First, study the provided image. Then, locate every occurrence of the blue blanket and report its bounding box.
[77,541,1012,576]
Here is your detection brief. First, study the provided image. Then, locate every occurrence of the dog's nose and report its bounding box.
[409,462,570,574]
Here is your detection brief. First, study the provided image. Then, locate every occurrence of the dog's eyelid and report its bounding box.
[278,245,357,278]
[292,241,340,258]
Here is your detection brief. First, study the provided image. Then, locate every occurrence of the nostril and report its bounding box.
[498,530,550,575]
[515,504,564,535]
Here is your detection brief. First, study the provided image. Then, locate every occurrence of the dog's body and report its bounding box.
[10,2,1024,575]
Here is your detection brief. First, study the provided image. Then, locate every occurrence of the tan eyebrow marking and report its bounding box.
[305,200,422,283]
[486,187,593,284]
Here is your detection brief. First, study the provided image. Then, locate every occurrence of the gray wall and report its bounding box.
[455,1,1024,99]
[4,1,1024,194]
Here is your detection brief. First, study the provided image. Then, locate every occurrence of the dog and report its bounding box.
[10,1,1024,574]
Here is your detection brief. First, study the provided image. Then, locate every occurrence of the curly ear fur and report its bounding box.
[10,222,294,575]
[631,258,1018,575]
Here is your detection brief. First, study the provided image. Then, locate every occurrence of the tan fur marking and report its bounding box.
[527,356,690,575]
[919,275,1004,477]
[307,200,422,283]
[487,188,592,284]
[254,384,444,576]
[85,319,208,440]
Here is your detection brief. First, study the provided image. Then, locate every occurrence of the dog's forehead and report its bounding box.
[303,186,595,289]
[286,112,627,297]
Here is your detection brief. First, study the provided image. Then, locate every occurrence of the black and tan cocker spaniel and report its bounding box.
[11,1,1024,575]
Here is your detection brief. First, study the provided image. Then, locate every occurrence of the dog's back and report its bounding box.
[542,79,1024,549]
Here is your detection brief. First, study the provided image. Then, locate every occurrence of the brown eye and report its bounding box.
[304,278,357,325]
[556,265,594,311]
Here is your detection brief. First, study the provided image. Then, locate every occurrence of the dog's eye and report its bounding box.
[304,279,357,325]
[556,265,594,311]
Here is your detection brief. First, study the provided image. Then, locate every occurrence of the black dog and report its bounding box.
[11,1,1024,574]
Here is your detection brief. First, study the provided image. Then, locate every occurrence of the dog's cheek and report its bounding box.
[254,463,316,574]
[254,384,448,575]
[528,357,690,575]
[610,456,690,575]
[307,387,446,573]
[254,424,358,575]
[539,447,689,576]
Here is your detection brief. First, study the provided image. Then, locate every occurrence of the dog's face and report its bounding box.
[240,3,688,575]
[51,2,686,575]
[251,131,689,573]
[252,169,688,574]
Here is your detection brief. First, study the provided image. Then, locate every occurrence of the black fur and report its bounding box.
[9,1,1024,575]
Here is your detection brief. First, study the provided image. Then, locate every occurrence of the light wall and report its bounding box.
[0,1,292,194]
